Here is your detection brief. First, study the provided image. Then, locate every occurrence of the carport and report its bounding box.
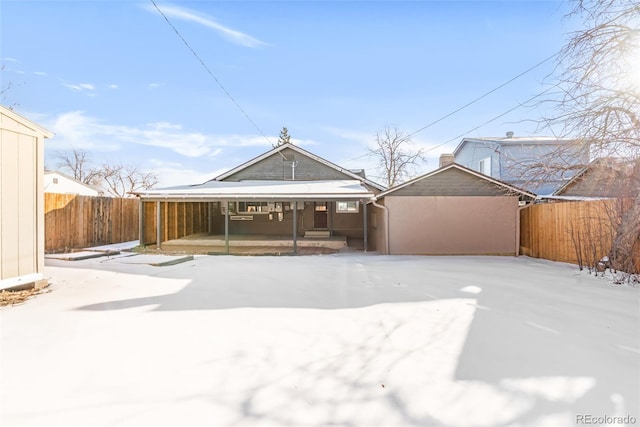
[133,180,375,254]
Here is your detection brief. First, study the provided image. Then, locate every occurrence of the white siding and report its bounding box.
[0,106,51,287]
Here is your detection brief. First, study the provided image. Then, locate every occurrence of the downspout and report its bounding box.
[370,199,390,255]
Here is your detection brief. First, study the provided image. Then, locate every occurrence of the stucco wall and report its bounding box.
[385,196,519,255]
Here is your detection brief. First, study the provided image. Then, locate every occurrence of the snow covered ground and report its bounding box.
[1,254,638,427]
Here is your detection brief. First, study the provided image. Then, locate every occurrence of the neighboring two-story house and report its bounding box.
[452,132,588,195]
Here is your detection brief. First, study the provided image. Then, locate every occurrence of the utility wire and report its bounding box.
[407,52,558,138]
[341,53,559,165]
[149,0,274,146]
[422,84,558,155]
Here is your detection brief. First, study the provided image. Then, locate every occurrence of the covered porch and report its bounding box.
[134,180,375,255]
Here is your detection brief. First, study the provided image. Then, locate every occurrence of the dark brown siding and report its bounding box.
[223,148,354,181]
[391,167,513,196]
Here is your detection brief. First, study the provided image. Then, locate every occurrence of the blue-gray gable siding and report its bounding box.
[390,168,514,196]
[222,148,355,182]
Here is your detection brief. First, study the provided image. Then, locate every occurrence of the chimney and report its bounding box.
[506,131,514,138]
[439,153,455,167]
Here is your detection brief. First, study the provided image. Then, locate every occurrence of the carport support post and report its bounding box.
[156,201,161,249]
[207,202,213,234]
[292,201,298,255]
[363,201,368,252]
[224,201,229,254]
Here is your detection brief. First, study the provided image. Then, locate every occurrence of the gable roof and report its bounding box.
[212,143,385,191]
[44,170,103,195]
[375,163,537,199]
[452,135,574,157]
[0,105,54,138]
[553,157,639,197]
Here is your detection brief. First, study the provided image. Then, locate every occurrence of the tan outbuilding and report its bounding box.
[1,105,53,290]
[370,163,536,255]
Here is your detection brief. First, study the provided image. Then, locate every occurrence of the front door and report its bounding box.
[314,202,328,229]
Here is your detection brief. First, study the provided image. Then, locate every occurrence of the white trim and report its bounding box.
[479,157,491,176]
[0,273,43,291]
[336,201,359,213]
[0,105,54,138]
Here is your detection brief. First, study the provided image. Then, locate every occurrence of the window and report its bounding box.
[53,177,59,184]
[237,201,271,214]
[336,201,359,213]
[479,157,492,176]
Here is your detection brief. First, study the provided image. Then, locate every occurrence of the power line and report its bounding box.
[341,54,559,165]
[407,52,558,138]
[422,84,558,155]
[149,0,274,146]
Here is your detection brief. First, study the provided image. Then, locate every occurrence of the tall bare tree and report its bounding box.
[370,125,425,187]
[55,148,158,197]
[56,148,102,185]
[99,163,159,198]
[541,0,640,272]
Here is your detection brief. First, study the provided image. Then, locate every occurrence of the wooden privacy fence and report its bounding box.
[520,199,639,271]
[141,201,209,245]
[45,193,139,252]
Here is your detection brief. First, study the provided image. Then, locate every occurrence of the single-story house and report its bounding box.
[1,105,53,290]
[44,170,104,196]
[369,156,536,255]
[133,143,385,253]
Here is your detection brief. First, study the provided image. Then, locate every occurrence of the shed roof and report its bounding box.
[0,105,53,138]
[133,179,375,201]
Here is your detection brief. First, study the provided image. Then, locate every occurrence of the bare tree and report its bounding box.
[55,148,158,197]
[538,0,640,272]
[56,148,102,185]
[370,125,425,187]
[1,64,22,110]
[99,163,159,198]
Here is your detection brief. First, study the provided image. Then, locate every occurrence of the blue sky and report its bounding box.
[1,0,573,186]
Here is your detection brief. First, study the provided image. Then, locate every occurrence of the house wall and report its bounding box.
[369,202,387,254]
[223,148,355,181]
[454,142,499,177]
[0,110,46,288]
[385,196,519,255]
[455,140,590,194]
[207,201,366,239]
[44,173,100,196]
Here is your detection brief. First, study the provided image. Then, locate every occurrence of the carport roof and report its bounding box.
[132,179,375,201]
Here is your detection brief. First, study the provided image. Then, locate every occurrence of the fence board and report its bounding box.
[45,193,139,252]
[520,199,638,272]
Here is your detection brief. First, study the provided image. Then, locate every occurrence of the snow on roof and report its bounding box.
[133,180,375,200]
